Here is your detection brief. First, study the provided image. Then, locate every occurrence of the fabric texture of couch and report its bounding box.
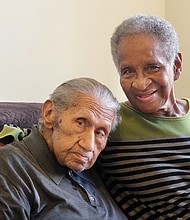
[0,102,42,145]
[0,102,42,130]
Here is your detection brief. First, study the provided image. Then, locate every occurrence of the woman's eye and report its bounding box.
[121,67,134,76]
[147,65,160,72]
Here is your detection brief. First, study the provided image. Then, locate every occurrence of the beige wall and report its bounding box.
[165,0,190,99]
[2,1,190,102]
[0,0,165,102]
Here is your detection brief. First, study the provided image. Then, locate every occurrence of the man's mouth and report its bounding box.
[73,152,93,162]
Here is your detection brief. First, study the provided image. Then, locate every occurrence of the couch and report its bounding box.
[0,102,43,145]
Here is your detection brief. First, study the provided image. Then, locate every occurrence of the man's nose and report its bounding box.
[78,131,95,151]
[132,73,152,90]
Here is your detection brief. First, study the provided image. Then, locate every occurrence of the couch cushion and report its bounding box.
[0,102,43,130]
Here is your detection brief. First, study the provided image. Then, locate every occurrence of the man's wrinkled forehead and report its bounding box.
[72,93,115,121]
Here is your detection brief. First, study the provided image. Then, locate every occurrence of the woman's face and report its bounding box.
[117,35,182,115]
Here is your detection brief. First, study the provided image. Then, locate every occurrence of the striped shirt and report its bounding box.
[98,99,190,219]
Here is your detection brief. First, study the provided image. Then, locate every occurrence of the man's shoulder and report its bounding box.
[0,142,21,159]
[0,141,34,176]
[0,140,27,158]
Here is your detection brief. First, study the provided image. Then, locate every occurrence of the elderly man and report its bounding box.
[0,78,127,220]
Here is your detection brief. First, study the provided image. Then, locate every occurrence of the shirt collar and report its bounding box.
[23,127,67,184]
[24,127,97,186]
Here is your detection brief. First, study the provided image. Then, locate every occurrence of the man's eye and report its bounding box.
[77,119,86,127]
[95,130,106,139]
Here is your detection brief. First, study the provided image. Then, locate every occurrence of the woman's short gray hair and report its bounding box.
[111,14,179,74]
[47,77,120,131]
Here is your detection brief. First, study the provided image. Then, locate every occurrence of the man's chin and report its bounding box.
[69,163,89,172]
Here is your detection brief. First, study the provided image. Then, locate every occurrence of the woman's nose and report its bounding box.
[132,73,152,90]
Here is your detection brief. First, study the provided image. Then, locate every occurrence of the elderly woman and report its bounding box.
[99,15,190,219]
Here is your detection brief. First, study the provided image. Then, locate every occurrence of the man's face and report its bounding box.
[45,94,114,172]
[117,35,182,115]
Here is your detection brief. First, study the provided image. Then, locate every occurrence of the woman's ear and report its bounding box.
[42,100,55,129]
[174,52,182,81]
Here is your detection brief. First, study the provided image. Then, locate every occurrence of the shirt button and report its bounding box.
[90,196,95,201]
[69,170,73,177]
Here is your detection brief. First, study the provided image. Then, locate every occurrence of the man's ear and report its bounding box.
[42,100,55,129]
[174,52,182,81]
